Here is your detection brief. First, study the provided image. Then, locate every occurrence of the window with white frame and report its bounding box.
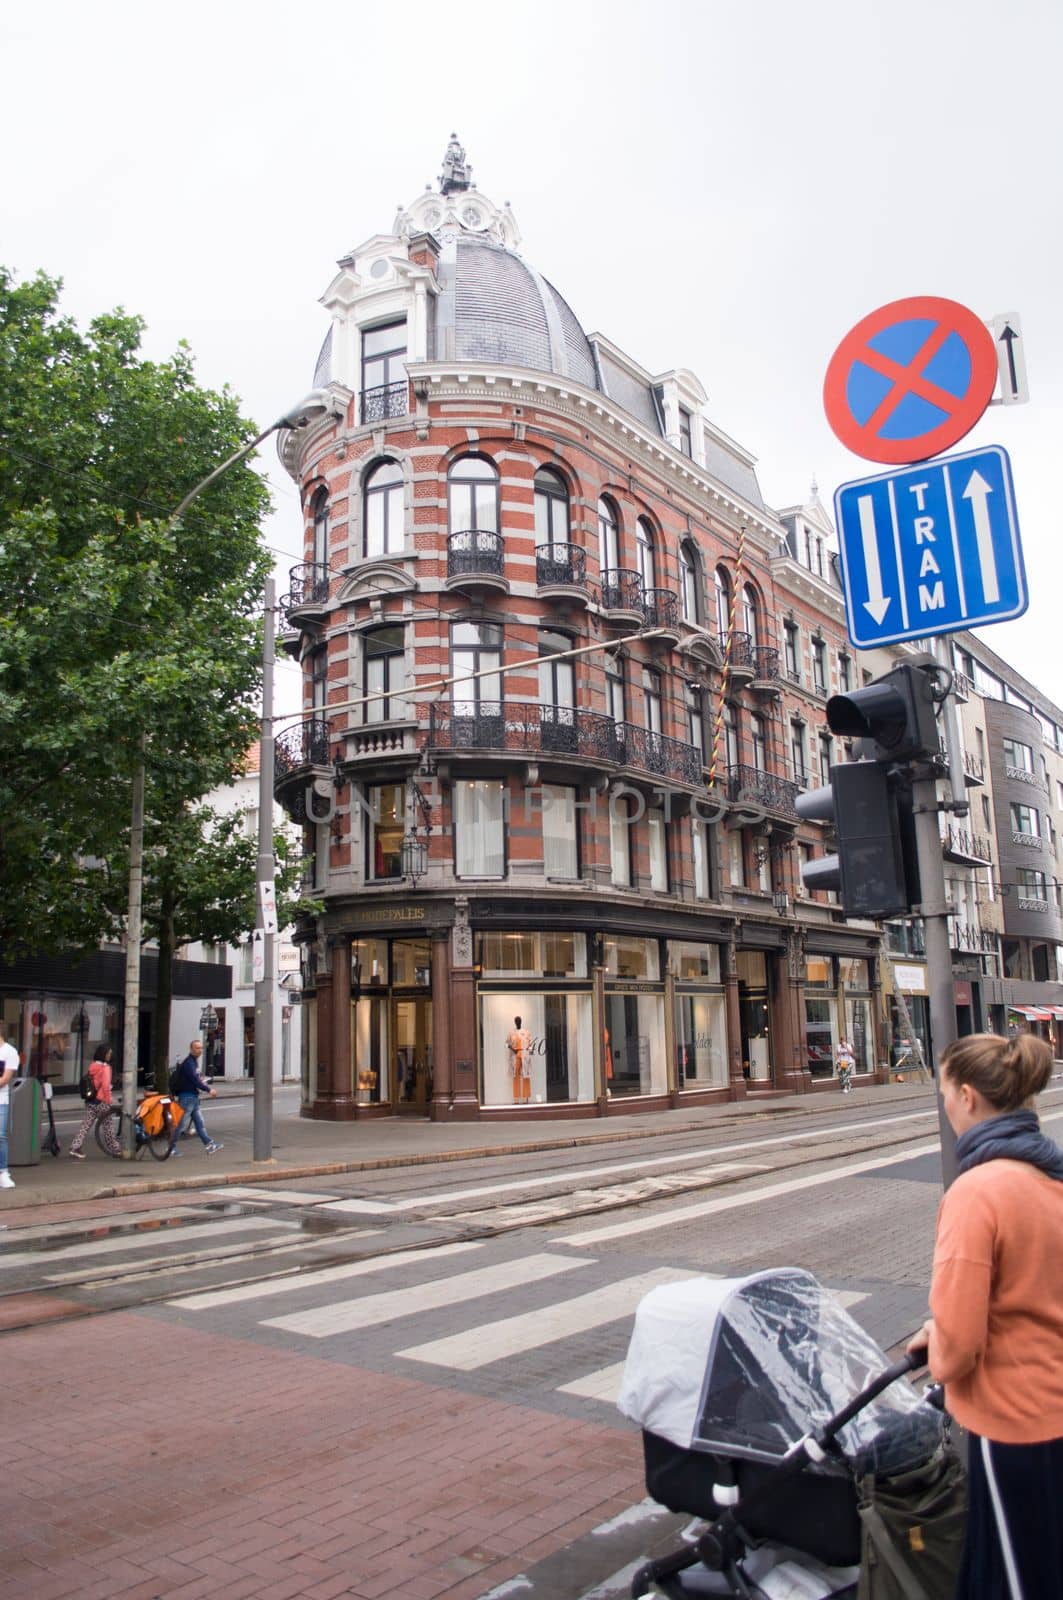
[727,828,745,887]
[791,721,808,785]
[454,781,505,878]
[360,319,407,420]
[680,541,700,623]
[838,652,851,692]
[363,459,404,558]
[784,621,800,681]
[311,487,329,567]
[541,784,578,879]
[686,683,705,759]
[364,625,406,723]
[1011,802,1041,838]
[1002,737,1034,774]
[812,637,828,694]
[449,455,499,536]
[819,731,833,783]
[751,715,768,773]
[678,406,693,457]
[533,467,569,553]
[714,567,732,637]
[598,496,620,574]
[741,584,758,644]
[636,517,656,590]
[1017,867,1048,905]
[366,783,404,880]
[648,807,667,892]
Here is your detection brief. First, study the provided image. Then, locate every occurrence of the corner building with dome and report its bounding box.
[276,138,889,1123]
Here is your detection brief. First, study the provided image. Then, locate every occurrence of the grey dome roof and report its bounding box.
[435,237,600,390]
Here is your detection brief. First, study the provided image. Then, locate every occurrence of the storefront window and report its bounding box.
[481,992,594,1105]
[805,995,837,1077]
[839,957,870,989]
[392,939,431,987]
[14,997,116,1091]
[603,936,659,980]
[846,996,872,1073]
[477,933,586,978]
[671,942,721,981]
[675,992,727,1088]
[805,956,834,988]
[354,993,388,1103]
[352,939,388,988]
[604,991,667,1097]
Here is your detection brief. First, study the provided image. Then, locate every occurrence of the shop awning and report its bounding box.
[1009,1005,1056,1020]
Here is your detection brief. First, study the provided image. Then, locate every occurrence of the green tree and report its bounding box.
[0,267,272,957]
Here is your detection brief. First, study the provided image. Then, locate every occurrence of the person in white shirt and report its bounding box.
[0,1020,21,1188]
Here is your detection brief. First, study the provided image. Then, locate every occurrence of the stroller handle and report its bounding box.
[814,1349,922,1447]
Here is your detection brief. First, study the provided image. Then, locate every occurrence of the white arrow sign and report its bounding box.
[857,493,891,623]
[962,469,1000,603]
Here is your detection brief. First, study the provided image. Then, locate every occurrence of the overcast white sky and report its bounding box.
[3,0,1061,714]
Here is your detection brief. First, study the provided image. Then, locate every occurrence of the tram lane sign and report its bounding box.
[834,444,1027,650]
[824,295,998,465]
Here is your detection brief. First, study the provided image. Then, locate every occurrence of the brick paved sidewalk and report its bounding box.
[3,1311,644,1600]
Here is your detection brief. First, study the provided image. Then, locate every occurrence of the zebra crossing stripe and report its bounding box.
[396,1266,692,1371]
[171,1239,483,1311]
[558,1362,628,1402]
[199,1187,341,1206]
[263,1252,594,1339]
[0,1216,291,1272]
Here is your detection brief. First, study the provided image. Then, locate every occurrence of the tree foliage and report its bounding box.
[0,267,273,956]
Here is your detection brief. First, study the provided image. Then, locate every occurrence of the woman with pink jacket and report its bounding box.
[68,1044,122,1158]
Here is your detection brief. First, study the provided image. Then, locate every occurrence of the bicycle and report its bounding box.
[94,1091,182,1161]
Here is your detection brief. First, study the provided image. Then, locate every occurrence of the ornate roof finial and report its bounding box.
[810,473,819,500]
[439,132,472,196]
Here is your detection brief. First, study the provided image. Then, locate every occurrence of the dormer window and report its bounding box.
[360,320,408,424]
[678,407,693,458]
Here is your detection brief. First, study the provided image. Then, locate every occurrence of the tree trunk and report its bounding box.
[152,883,177,1090]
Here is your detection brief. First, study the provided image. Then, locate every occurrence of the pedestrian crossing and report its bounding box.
[164,1241,880,1415]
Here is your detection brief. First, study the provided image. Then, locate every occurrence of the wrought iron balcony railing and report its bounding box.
[640,587,680,632]
[720,631,755,672]
[282,561,330,616]
[751,645,781,683]
[599,568,645,615]
[950,922,998,953]
[536,542,588,589]
[945,825,993,861]
[426,701,702,785]
[720,763,801,820]
[447,528,504,581]
[359,381,408,425]
[274,718,332,780]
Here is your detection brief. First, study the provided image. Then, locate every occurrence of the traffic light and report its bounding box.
[826,663,939,763]
[797,761,920,918]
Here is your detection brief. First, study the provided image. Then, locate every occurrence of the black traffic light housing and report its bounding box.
[825,663,939,764]
[797,762,920,918]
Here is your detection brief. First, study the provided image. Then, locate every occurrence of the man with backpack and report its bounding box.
[169,1040,223,1155]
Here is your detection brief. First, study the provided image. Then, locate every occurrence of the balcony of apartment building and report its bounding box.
[535,543,592,609]
[425,700,701,792]
[950,920,999,957]
[280,561,331,644]
[717,762,801,824]
[274,718,335,822]
[444,529,509,598]
[943,824,993,866]
[962,748,985,786]
[598,568,647,627]
[358,379,410,427]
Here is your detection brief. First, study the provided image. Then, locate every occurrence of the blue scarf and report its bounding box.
[955,1109,1063,1181]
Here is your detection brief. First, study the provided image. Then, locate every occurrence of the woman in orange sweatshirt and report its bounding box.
[908,1032,1063,1598]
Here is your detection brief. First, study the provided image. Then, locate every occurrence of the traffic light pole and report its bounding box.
[911,765,959,1187]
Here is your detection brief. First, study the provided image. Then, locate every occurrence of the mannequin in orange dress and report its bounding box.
[604,1025,614,1093]
[507,1016,532,1103]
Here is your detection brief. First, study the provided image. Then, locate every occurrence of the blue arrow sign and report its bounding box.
[834,445,1027,649]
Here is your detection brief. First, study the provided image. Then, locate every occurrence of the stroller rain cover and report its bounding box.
[618,1267,941,1477]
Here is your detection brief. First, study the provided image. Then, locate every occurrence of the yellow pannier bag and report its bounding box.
[139,1093,180,1137]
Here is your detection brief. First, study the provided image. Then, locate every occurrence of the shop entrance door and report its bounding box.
[736,951,772,1082]
[392,997,432,1113]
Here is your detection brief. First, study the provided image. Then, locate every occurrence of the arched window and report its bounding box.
[534,467,569,553]
[636,517,656,590]
[363,460,404,559]
[742,583,758,645]
[598,496,620,575]
[311,487,329,568]
[714,566,732,637]
[680,541,700,623]
[449,455,499,533]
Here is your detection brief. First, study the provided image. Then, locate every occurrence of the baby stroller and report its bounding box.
[618,1268,965,1599]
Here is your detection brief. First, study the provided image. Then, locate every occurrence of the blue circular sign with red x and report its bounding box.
[823,295,997,465]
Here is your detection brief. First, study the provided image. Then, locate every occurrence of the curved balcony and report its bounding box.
[535,543,590,606]
[445,529,509,596]
[281,561,331,625]
[951,922,998,954]
[720,762,800,822]
[720,631,755,683]
[599,568,645,623]
[640,587,681,643]
[274,718,333,823]
[359,381,409,425]
[426,701,701,787]
[750,646,782,695]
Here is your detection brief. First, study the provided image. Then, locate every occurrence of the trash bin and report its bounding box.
[8,1076,42,1167]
